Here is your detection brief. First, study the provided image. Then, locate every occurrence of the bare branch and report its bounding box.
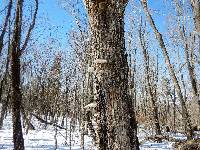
[19,0,38,55]
[141,0,193,138]
[0,0,12,55]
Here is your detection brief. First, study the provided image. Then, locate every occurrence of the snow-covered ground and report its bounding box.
[0,115,94,150]
[140,141,174,150]
[0,115,179,149]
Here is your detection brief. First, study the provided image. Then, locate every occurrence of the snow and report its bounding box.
[169,133,187,141]
[140,141,174,150]
[0,115,185,150]
[0,115,95,150]
[138,127,175,150]
[88,67,94,73]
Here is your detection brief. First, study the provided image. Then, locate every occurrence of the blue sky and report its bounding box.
[39,0,74,30]
[1,0,197,81]
[38,0,168,38]
[0,0,167,45]
[36,0,168,69]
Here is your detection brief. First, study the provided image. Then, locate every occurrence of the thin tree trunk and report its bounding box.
[0,17,11,129]
[65,117,68,145]
[0,87,10,129]
[0,0,12,55]
[54,118,58,150]
[141,0,193,139]
[172,87,176,132]
[189,0,200,125]
[139,21,161,137]
[181,26,200,125]
[0,79,3,104]
[69,119,72,150]
[80,120,85,150]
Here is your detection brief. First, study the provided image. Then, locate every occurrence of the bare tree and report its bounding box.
[0,0,12,55]
[172,0,200,126]
[10,0,38,149]
[141,0,193,138]
[139,19,161,137]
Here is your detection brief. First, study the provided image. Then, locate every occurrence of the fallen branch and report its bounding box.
[145,135,169,142]
[31,113,66,130]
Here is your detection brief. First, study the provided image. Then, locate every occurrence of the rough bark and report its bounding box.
[141,0,193,139]
[10,0,24,149]
[84,0,139,149]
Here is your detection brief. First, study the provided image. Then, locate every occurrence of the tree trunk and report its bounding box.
[189,1,200,124]
[10,0,24,149]
[139,22,161,137]
[141,0,193,139]
[11,55,24,150]
[0,0,12,55]
[84,0,139,149]
[11,52,24,150]
[176,14,200,125]
[190,0,200,34]
[0,17,12,129]
[170,87,176,132]
[0,87,10,129]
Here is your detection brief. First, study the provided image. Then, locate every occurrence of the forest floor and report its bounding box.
[0,115,195,150]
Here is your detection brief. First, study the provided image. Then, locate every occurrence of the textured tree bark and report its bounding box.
[11,55,25,150]
[141,0,193,139]
[84,0,139,149]
[10,0,25,149]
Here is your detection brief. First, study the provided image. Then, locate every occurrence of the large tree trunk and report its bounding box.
[84,0,139,149]
[10,0,24,149]
[141,0,193,139]
[11,53,24,150]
